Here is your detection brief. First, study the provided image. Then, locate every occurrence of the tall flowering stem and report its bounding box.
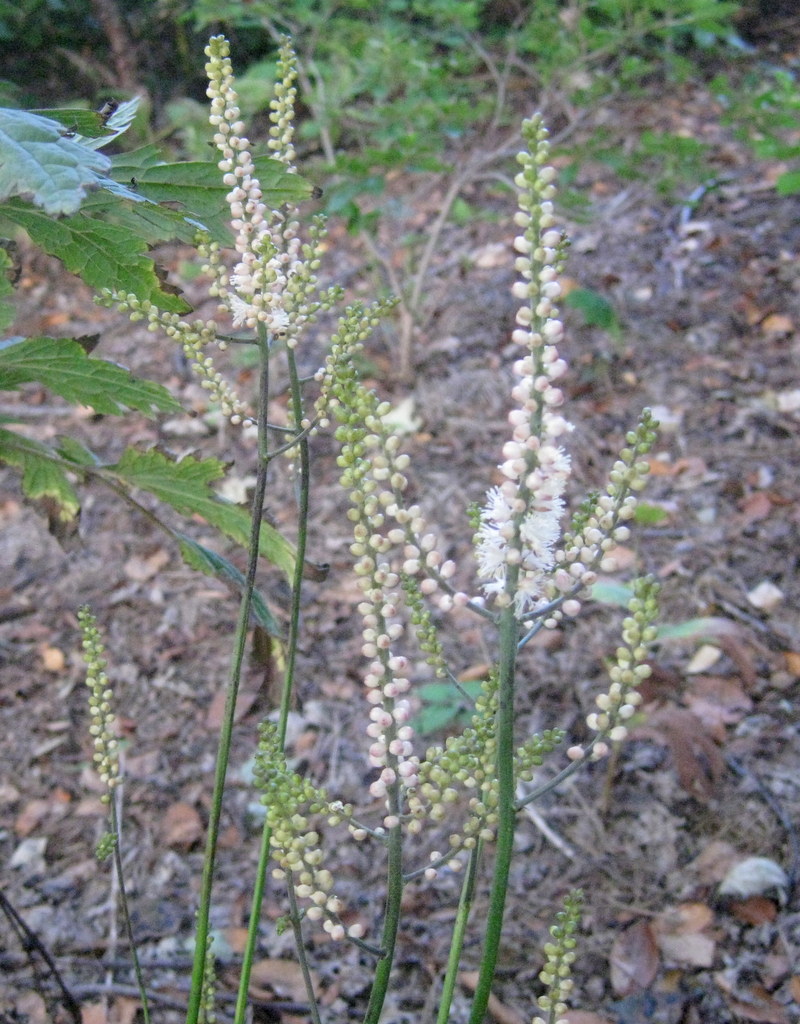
[467,114,574,1024]
[187,36,335,1024]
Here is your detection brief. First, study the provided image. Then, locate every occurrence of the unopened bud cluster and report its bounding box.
[545,411,658,627]
[331,379,420,821]
[253,723,361,940]
[98,290,249,423]
[328,348,482,827]
[532,889,583,1024]
[583,576,658,757]
[409,677,562,877]
[78,607,119,803]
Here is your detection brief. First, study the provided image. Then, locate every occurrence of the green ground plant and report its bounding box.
[713,65,800,195]
[0,32,666,1024]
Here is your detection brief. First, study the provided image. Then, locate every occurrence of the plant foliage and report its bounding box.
[0,94,302,600]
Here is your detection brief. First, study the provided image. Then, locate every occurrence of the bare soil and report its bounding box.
[1,49,800,1024]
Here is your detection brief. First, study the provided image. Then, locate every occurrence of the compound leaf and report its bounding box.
[0,106,110,215]
[108,447,295,578]
[0,200,190,312]
[177,533,282,636]
[0,335,181,416]
[110,151,315,243]
[0,427,81,519]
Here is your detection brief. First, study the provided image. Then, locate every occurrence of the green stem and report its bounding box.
[287,879,324,1024]
[109,798,150,1024]
[362,819,404,1024]
[186,326,272,1024]
[233,344,312,1022]
[234,824,272,1024]
[277,347,311,747]
[467,605,518,1024]
[514,737,599,810]
[436,842,481,1024]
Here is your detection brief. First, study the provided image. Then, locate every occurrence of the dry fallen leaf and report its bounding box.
[81,1002,109,1024]
[715,972,791,1024]
[727,896,778,926]
[205,686,259,729]
[683,675,753,737]
[15,992,47,1024]
[684,840,740,887]
[655,931,715,968]
[123,547,170,582]
[248,957,319,1002]
[110,996,141,1024]
[609,919,660,997]
[635,706,725,801]
[656,902,714,935]
[162,801,203,849]
[760,313,793,334]
[738,491,774,525]
[14,796,68,837]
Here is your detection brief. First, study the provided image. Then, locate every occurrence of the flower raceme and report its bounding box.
[204,35,307,336]
[475,116,574,619]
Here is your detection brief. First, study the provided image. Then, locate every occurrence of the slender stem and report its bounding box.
[109,799,150,1024]
[234,822,271,1024]
[186,325,272,1024]
[467,606,518,1024]
[362,820,404,1024]
[286,879,324,1024]
[436,843,481,1024]
[278,347,312,747]
[234,344,313,1022]
[514,738,600,811]
[0,891,82,1024]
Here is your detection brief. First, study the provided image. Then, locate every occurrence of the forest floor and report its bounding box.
[1,29,800,1024]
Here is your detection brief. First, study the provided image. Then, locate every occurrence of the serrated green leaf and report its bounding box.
[109,144,165,177]
[108,447,295,578]
[55,435,100,466]
[80,189,208,246]
[0,427,80,518]
[0,106,110,214]
[0,201,190,312]
[177,534,282,636]
[0,336,181,416]
[110,152,314,244]
[30,108,115,140]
